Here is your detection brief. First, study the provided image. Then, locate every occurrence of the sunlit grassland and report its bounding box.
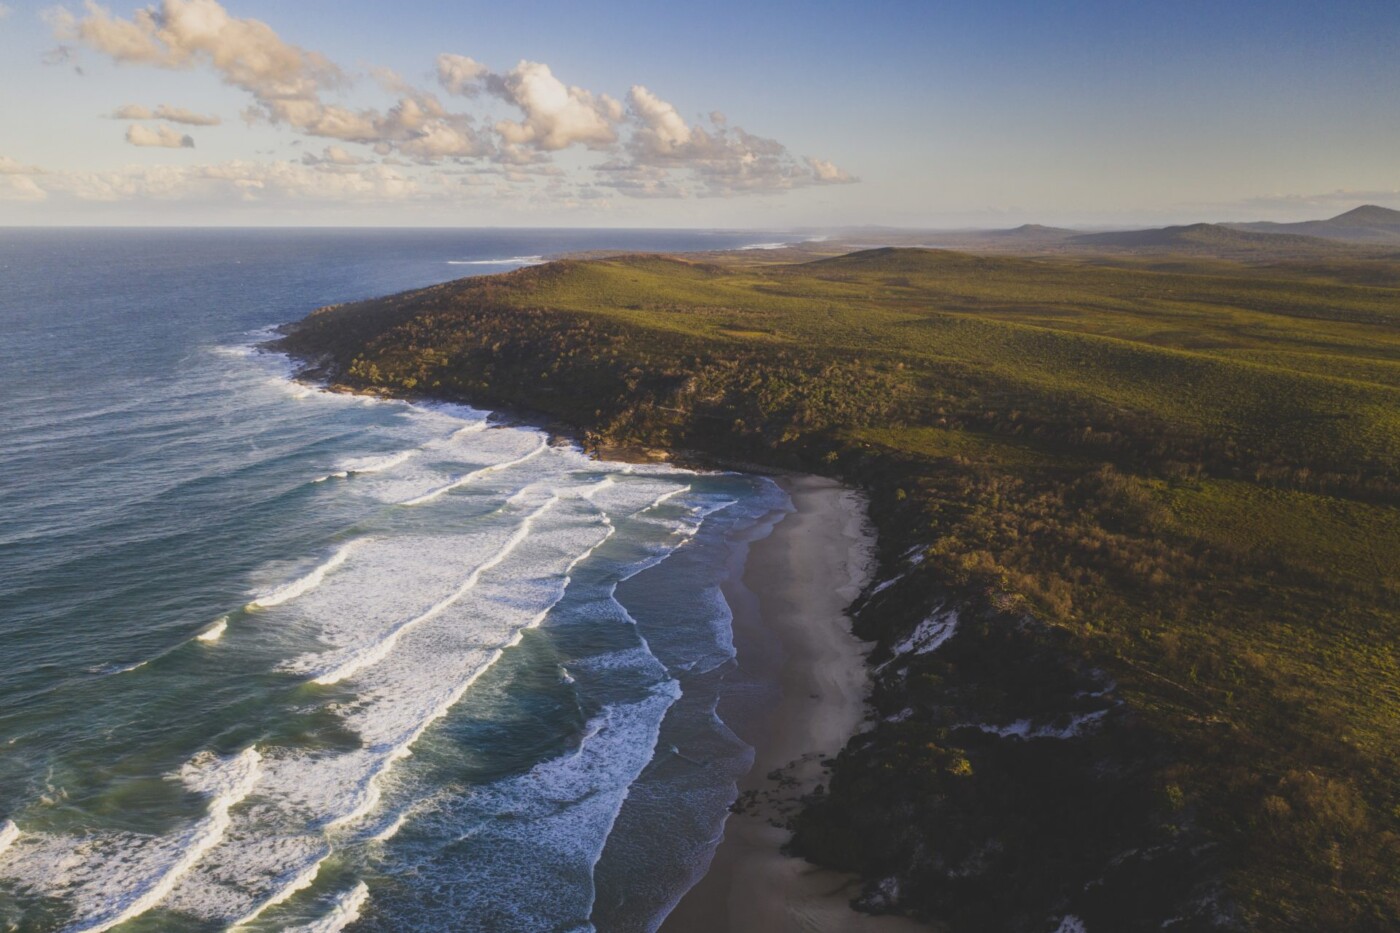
[284,247,1400,928]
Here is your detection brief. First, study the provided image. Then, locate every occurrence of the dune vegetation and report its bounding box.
[277,247,1400,931]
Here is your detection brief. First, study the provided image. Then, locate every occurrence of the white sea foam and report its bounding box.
[445,420,489,441]
[406,686,680,928]
[367,811,408,843]
[288,882,369,933]
[0,820,17,857]
[644,484,690,510]
[155,479,621,923]
[318,498,613,830]
[248,540,362,609]
[1,748,263,933]
[227,853,325,928]
[402,436,549,506]
[338,449,415,475]
[305,495,560,685]
[196,617,228,643]
[577,475,616,500]
[446,255,545,266]
[6,408,739,929]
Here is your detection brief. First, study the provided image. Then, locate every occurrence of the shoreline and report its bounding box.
[659,475,926,933]
[275,352,926,930]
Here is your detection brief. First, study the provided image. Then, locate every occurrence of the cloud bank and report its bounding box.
[43,0,854,203]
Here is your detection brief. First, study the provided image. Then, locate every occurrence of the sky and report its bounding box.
[1,0,1398,227]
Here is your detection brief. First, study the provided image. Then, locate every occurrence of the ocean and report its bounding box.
[0,229,790,932]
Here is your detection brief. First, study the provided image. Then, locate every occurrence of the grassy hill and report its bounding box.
[1067,223,1355,256]
[276,248,1400,931]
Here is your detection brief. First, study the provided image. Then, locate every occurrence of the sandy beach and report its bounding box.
[660,475,926,933]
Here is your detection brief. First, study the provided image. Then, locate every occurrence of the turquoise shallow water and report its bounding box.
[0,229,786,932]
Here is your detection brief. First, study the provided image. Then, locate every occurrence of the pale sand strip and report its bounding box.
[660,475,926,933]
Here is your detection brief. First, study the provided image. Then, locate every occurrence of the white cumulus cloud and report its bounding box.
[487,61,622,152]
[436,53,488,96]
[112,103,221,125]
[615,85,857,196]
[126,123,195,147]
[53,0,855,200]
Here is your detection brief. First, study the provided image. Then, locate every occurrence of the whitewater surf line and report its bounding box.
[446,255,545,266]
[402,437,549,506]
[367,811,408,843]
[228,851,326,929]
[323,649,507,829]
[445,421,489,440]
[341,449,415,474]
[288,881,369,933]
[63,747,261,933]
[322,509,614,831]
[195,616,228,642]
[644,484,691,510]
[247,540,363,610]
[307,495,561,686]
[0,821,17,858]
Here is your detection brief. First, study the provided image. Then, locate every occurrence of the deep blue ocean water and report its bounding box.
[0,229,790,932]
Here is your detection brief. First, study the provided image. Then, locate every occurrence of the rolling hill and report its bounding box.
[277,247,1400,932]
[1066,222,1352,255]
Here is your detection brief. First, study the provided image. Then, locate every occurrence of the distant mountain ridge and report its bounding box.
[1067,222,1345,253]
[986,223,1075,238]
[1228,204,1400,243]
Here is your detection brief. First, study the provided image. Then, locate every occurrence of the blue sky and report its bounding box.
[1,0,1397,226]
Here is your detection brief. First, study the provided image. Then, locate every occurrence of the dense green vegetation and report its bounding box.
[278,247,1400,931]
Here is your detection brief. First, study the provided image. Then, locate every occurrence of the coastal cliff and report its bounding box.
[275,250,1400,931]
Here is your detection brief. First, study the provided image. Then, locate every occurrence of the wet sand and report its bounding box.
[659,475,926,933]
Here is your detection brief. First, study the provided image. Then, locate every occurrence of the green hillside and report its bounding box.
[277,248,1400,931]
